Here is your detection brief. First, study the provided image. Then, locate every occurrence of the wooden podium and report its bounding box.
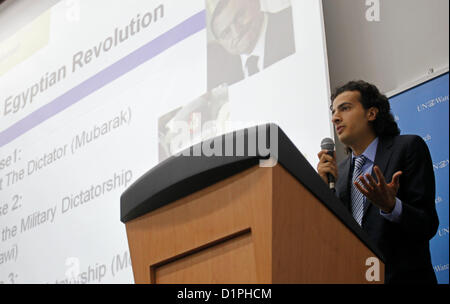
[121,124,384,284]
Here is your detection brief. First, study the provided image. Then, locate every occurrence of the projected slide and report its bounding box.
[0,0,332,283]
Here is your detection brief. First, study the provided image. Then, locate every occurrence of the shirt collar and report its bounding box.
[352,137,379,163]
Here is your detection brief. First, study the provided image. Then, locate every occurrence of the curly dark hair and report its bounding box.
[331,80,400,138]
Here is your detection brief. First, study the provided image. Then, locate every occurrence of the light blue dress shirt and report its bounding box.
[351,137,402,222]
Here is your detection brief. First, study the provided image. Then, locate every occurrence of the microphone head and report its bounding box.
[321,137,335,151]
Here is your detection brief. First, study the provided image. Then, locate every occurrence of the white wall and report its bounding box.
[322,0,449,161]
[323,0,449,94]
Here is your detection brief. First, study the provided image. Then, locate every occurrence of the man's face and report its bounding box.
[212,0,264,55]
[331,91,376,147]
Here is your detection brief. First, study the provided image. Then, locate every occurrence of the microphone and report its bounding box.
[320,137,336,192]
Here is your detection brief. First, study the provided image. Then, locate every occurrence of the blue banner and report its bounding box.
[389,72,449,284]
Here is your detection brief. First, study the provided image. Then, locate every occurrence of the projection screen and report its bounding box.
[0,0,332,283]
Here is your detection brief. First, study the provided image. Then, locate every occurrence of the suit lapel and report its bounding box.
[373,136,394,177]
[362,136,395,225]
[337,156,352,211]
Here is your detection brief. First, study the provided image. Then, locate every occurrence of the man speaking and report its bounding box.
[317,80,439,284]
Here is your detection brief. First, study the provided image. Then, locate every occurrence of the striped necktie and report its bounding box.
[351,155,368,226]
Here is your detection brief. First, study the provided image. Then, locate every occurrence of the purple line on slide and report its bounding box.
[0,10,206,148]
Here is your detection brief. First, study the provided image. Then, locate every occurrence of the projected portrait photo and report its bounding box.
[158,86,230,162]
[206,0,296,90]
